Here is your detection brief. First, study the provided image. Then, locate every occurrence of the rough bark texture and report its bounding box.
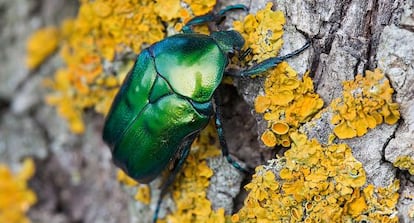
[0,0,413,222]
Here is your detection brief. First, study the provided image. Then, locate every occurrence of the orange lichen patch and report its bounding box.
[280,135,291,147]
[233,2,285,64]
[355,180,400,223]
[183,0,216,16]
[162,122,224,222]
[254,96,270,113]
[331,69,400,139]
[271,121,289,135]
[260,130,277,147]
[154,0,182,21]
[0,158,37,223]
[38,0,216,134]
[117,169,138,187]
[43,0,164,133]
[118,169,152,205]
[332,121,357,140]
[155,0,216,29]
[44,67,121,133]
[255,62,323,147]
[232,132,399,222]
[393,155,414,175]
[345,189,368,217]
[134,185,151,205]
[26,27,60,69]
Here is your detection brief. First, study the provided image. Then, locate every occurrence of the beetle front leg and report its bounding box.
[227,35,311,77]
[213,94,253,175]
[182,4,248,33]
[153,136,194,223]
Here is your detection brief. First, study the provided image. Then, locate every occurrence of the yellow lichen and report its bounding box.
[271,121,289,135]
[255,62,323,147]
[0,158,37,223]
[331,69,400,139]
[239,4,323,147]
[154,0,182,21]
[42,0,164,133]
[345,189,368,217]
[26,27,60,69]
[232,132,399,222]
[117,169,138,187]
[260,130,277,147]
[183,0,216,16]
[233,2,285,64]
[254,95,271,113]
[118,169,151,205]
[155,0,216,30]
[393,155,414,175]
[134,185,151,205]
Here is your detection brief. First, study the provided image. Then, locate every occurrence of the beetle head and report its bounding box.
[211,30,245,54]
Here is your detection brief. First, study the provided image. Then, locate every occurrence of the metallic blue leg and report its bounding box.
[217,4,249,16]
[182,4,248,33]
[182,14,215,33]
[152,136,194,223]
[213,94,253,175]
[228,38,310,77]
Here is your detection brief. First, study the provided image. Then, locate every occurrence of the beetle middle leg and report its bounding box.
[213,93,253,175]
[153,135,195,223]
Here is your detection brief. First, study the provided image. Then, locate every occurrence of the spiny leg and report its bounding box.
[239,47,252,61]
[228,37,310,77]
[152,136,195,223]
[213,93,253,175]
[182,4,248,33]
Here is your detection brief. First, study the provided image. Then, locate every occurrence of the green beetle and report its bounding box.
[102,33,222,183]
[103,4,309,222]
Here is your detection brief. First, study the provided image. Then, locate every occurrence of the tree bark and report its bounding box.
[0,0,412,222]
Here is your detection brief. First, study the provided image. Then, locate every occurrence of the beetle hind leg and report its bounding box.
[213,94,253,175]
[153,136,195,223]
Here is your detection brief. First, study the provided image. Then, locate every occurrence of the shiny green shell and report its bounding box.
[103,33,228,183]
